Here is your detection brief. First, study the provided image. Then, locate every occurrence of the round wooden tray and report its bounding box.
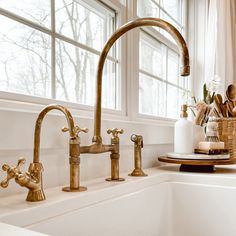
[158,156,236,172]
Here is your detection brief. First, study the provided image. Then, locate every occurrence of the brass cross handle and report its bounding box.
[107,128,124,138]
[62,126,88,136]
[0,158,26,188]
[131,134,143,148]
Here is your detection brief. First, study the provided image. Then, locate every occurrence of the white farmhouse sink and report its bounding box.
[0,166,236,236]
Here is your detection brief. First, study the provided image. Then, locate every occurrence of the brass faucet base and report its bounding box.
[62,186,87,192]
[105,177,125,182]
[129,169,147,177]
[26,190,46,202]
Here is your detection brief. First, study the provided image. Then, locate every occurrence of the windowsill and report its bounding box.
[0,92,176,128]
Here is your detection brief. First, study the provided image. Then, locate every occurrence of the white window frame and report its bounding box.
[0,0,191,126]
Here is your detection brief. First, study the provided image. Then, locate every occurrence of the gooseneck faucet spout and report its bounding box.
[33,104,77,163]
[93,17,190,143]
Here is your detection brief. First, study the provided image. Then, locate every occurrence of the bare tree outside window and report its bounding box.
[0,15,51,97]
[0,0,118,110]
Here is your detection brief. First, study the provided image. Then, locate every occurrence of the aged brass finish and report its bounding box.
[62,186,87,192]
[129,134,147,177]
[93,17,190,145]
[105,178,125,182]
[82,17,190,181]
[61,124,88,193]
[0,104,88,201]
[1,157,45,201]
[0,158,45,200]
[78,126,125,181]
[1,158,26,188]
[105,128,125,181]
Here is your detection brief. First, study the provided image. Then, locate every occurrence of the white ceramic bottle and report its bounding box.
[174,104,194,154]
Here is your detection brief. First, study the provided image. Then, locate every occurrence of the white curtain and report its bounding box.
[205,0,236,93]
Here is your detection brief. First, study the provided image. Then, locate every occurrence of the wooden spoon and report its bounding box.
[226,85,236,117]
[214,94,224,117]
[225,85,235,116]
[226,101,234,117]
[222,101,229,117]
[226,84,236,104]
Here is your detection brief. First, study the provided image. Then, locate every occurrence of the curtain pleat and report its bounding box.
[205,0,236,93]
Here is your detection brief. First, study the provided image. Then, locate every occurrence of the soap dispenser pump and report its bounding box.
[174,104,194,154]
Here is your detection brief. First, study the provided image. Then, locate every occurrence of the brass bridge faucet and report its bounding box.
[80,17,189,181]
[129,134,147,177]
[1,105,88,201]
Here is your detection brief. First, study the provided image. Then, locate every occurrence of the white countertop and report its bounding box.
[1,164,236,235]
[0,222,48,236]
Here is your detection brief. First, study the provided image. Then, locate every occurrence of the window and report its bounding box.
[138,0,189,119]
[0,0,190,123]
[0,0,119,110]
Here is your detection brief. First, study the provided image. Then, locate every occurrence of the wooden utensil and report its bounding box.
[214,94,224,117]
[226,84,236,104]
[226,84,236,116]
[195,102,208,125]
[226,101,234,117]
[222,101,229,117]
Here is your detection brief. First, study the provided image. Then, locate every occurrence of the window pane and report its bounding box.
[0,0,51,28]
[140,35,164,78]
[160,0,181,23]
[167,85,178,118]
[179,89,188,108]
[103,60,118,109]
[56,40,118,109]
[167,50,179,84]
[137,0,160,18]
[179,76,188,89]
[139,73,166,117]
[0,16,51,97]
[56,0,115,51]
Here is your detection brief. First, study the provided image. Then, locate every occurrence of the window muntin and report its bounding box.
[0,0,119,110]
